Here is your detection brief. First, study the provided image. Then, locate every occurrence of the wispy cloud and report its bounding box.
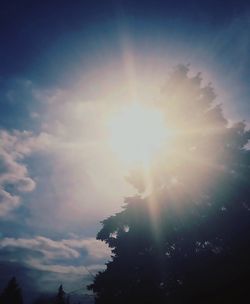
[0,236,110,262]
[0,236,110,276]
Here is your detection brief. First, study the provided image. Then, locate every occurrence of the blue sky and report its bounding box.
[0,0,250,302]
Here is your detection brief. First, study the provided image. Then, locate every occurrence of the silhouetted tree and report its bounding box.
[54,285,66,304]
[0,277,23,304]
[88,65,250,303]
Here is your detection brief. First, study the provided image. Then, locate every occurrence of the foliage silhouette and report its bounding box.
[88,65,250,303]
[54,285,66,304]
[0,277,23,304]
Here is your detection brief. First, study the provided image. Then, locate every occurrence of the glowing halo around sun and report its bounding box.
[108,103,168,165]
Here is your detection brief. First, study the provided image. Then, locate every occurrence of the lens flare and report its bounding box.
[108,103,167,165]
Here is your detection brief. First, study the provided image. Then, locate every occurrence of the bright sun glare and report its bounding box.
[108,103,167,165]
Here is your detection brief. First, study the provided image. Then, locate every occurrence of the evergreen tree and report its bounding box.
[54,285,66,304]
[0,277,23,304]
[88,65,250,303]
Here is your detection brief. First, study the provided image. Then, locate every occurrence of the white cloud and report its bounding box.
[28,260,105,275]
[0,129,53,217]
[0,188,20,217]
[0,236,110,262]
[1,76,137,227]
[61,238,111,260]
[0,236,110,276]
[0,236,79,259]
[24,85,136,230]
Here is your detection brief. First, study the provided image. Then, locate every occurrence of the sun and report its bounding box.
[108,103,167,165]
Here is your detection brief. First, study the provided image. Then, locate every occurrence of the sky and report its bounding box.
[0,0,250,302]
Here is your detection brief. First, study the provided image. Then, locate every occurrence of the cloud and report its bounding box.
[0,235,110,295]
[0,259,98,303]
[0,236,79,260]
[0,188,20,217]
[22,84,136,232]
[27,260,105,275]
[61,238,111,260]
[0,236,110,271]
[0,129,52,217]
[1,77,135,230]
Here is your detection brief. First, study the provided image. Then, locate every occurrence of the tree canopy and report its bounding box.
[0,277,23,304]
[88,65,250,303]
